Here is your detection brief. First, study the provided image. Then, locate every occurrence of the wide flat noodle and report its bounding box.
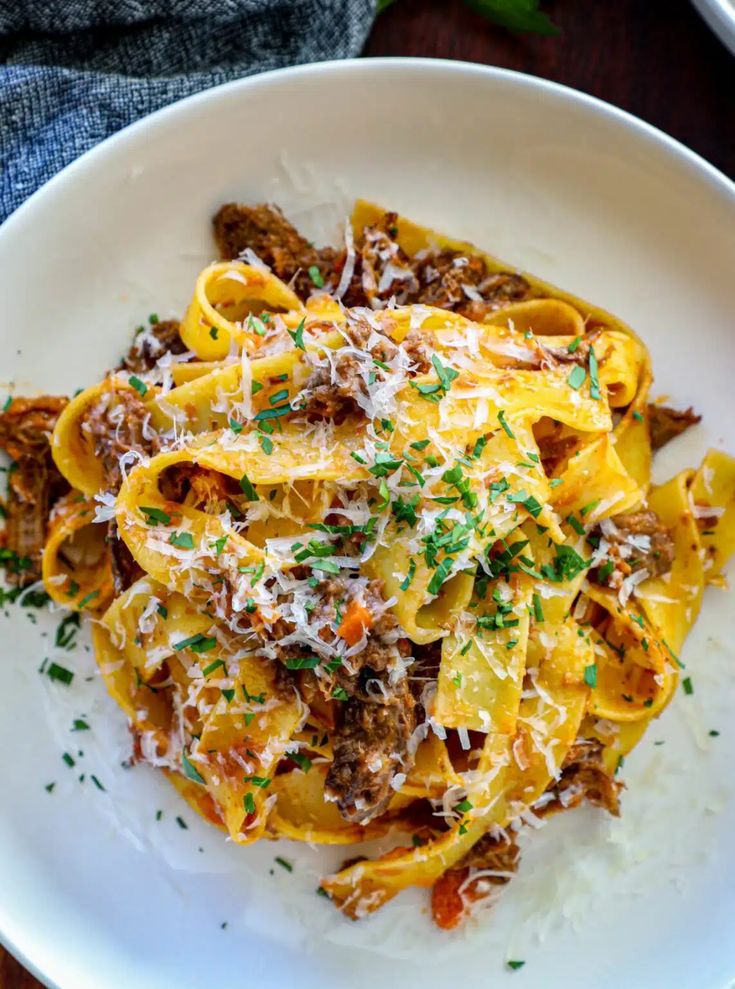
[37,198,735,928]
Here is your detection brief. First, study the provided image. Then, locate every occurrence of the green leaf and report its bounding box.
[464,0,558,35]
[182,751,205,785]
[239,473,259,501]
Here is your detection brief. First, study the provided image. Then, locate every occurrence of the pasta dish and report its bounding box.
[2,201,733,929]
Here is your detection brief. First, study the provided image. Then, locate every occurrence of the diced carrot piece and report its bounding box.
[431,868,469,930]
[337,599,373,646]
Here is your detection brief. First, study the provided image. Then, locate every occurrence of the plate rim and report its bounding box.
[1,55,735,989]
[691,0,735,55]
[2,56,735,243]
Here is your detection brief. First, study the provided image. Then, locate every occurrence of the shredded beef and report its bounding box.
[431,831,520,930]
[648,403,701,451]
[119,320,187,374]
[213,203,337,300]
[401,328,432,372]
[325,678,416,825]
[0,397,69,584]
[415,255,532,318]
[269,573,417,824]
[300,319,430,422]
[108,522,144,597]
[301,352,365,422]
[80,390,160,594]
[344,211,533,314]
[81,390,159,494]
[539,739,622,817]
[536,429,579,475]
[598,509,675,580]
[213,203,533,316]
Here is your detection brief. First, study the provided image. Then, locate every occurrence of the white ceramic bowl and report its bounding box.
[1,59,734,989]
[692,0,735,54]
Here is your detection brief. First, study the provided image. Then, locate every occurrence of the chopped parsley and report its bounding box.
[285,656,321,670]
[182,751,205,784]
[174,633,217,653]
[78,590,99,610]
[497,410,514,438]
[431,353,459,393]
[589,346,601,400]
[567,513,585,536]
[169,531,194,549]
[202,657,225,675]
[288,752,312,773]
[275,856,293,872]
[47,662,74,685]
[128,374,148,397]
[140,505,171,525]
[239,473,259,501]
[288,317,306,351]
[583,663,597,688]
[308,265,325,288]
[567,365,586,390]
[682,676,694,695]
[400,558,417,591]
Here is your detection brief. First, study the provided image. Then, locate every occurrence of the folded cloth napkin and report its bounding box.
[0,0,376,222]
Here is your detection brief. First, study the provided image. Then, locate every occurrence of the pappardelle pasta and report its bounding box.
[3,200,734,929]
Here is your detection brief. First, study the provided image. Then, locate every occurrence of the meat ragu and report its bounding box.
[431,831,521,930]
[0,397,69,584]
[648,403,701,451]
[538,739,622,818]
[4,198,731,934]
[213,202,534,315]
[118,319,187,374]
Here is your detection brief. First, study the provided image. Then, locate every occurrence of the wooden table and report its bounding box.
[2,1,733,984]
[366,0,735,180]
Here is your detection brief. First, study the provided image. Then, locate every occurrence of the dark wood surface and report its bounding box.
[3,2,733,984]
[366,0,735,180]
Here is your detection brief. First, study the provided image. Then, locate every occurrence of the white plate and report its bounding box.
[692,0,735,54]
[1,59,735,989]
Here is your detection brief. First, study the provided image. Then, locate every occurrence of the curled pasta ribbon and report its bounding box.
[549,434,643,523]
[51,379,144,495]
[179,261,303,360]
[151,329,344,433]
[42,491,112,610]
[99,577,304,843]
[115,435,364,592]
[353,198,646,344]
[484,298,585,338]
[582,584,673,722]
[689,448,735,584]
[267,765,393,845]
[193,654,305,844]
[323,618,589,917]
[613,365,653,490]
[637,470,703,655]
